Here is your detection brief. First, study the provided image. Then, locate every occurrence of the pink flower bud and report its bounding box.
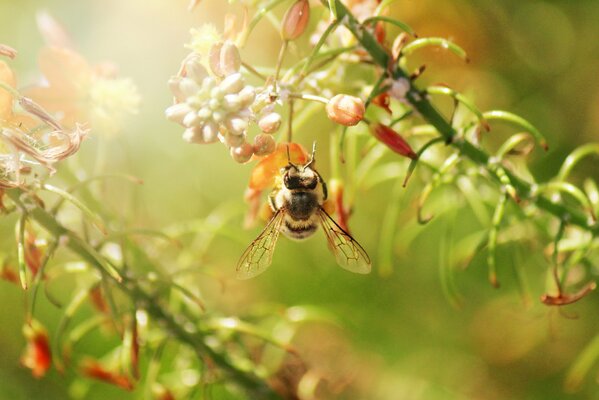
[258,112,282,134]
[326,94,365,126]
[281,0,310,41]
[253,134,276,156]
[371,123,418,160]
[230,142,254,163]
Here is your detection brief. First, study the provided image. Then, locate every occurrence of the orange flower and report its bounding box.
[0,60,16,119]
[248,143,308,191]
[21,320,52,378]
[244,143,308,226]
[25,46,139,137]
[81,359,135,391]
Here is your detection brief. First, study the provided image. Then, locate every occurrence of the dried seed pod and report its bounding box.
[392,33,409,61]
[253,134,276,156]
[326,94,365,126]
[258,112,282,134]
[281,0,310,41]
[230,142,253,163]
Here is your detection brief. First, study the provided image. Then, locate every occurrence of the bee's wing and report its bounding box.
[317,207,371,274]
[236,209,285,279]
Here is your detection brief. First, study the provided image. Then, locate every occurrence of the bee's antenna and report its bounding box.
[286,144,298,169]
[306,141,317,167]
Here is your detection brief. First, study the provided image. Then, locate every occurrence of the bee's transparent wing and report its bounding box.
[317,207,371,274]
[236,209,285,279]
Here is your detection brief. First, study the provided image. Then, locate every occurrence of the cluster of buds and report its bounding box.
[167,39,283,163]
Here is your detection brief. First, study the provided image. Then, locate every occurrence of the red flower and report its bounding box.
[371,123,417,160]
[81,359,135,391]
[21,320,52,378]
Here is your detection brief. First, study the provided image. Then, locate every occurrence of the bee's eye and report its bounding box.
[284,174,301,189]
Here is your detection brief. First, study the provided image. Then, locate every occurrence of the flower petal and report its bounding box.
[0,60,16,119]
[249,143,308,191]
[38,46,92,94]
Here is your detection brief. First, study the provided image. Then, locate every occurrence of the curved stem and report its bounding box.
[322,0,599,236]
[5,188,282,400]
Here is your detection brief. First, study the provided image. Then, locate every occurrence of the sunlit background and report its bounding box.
[1,0,599,398]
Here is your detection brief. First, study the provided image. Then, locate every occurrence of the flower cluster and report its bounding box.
[167,29,284,163]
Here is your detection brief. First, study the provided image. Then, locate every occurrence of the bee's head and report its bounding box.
[282,142,318,190]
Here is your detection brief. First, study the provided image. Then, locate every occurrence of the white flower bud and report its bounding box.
[210,87,224,100]
[208,98,220,110]
[182,127,202,144]
[165,103,192,124]
[258,112,282,134]
[219,73,244,94]
[179,77,200,98]
[183,111,200,127]
[227,117,248,135]
[185,57,208,83]
[197,107,212,120]
[222,94,241,111]
[238,86,255,106]
[168,77,185,102]
[202,122,219,143]
[201,76,216,91]
[212,111,225,123]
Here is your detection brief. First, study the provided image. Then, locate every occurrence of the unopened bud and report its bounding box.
[371,123,417,160]
[253,134,276,156]
[165,103,192,124]
[184,56,208,83]
[230,142,253,163]
[209,41,241,78]
[258,112,282,134]
[326,94,365,126]
[225,132,246,148]
[219,73,244,94]
[281,0,310,41]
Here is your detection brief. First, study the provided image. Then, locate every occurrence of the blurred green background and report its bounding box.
[1,0,599,399]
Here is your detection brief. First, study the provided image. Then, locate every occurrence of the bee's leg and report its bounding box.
[268,192,277,211]
[318,172,328,200]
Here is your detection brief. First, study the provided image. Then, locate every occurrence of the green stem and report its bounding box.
[6,188,281,400]
[322,0,599,236]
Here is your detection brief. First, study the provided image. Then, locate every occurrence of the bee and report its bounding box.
[237,143,371,279]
